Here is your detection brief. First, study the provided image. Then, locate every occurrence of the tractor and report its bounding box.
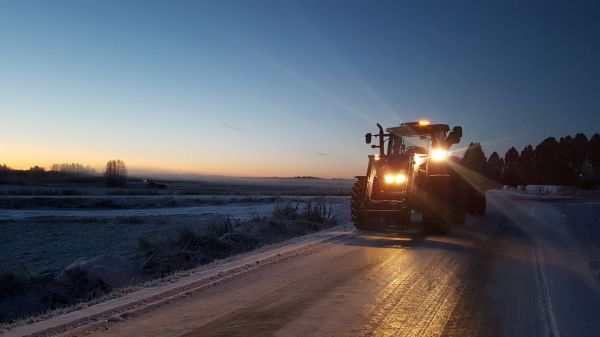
[351,120,485,234]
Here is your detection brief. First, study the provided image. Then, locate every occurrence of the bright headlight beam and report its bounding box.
[431,148,449,161]
[384,173,407,184]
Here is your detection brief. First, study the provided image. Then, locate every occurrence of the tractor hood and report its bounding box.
[377,153,412,170]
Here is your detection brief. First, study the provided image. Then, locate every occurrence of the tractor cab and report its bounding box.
[364,121,462,189]
[371,120,462,157]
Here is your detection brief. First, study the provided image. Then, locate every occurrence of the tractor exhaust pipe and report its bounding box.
[376,123,385,157]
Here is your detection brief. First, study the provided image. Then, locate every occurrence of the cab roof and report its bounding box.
[386,122,450,137]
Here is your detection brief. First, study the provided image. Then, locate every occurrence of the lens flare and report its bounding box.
[395,173,407,183]
[431,148,448,161]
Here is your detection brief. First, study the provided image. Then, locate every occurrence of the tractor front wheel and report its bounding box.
[351,176,371,230]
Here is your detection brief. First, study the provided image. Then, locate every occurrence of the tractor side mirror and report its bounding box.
[365,133,372,144]
[452,126,463,138]
[446,126,463,145]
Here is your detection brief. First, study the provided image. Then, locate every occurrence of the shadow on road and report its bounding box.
[337,223,483,254]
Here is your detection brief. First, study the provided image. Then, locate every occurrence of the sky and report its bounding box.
[1,0,599,178]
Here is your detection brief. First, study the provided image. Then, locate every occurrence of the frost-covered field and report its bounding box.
[0,179,352,324]
[0,177,353,196]
[0,196,350,274]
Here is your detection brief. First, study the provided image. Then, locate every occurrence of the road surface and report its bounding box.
[7,191,600,337]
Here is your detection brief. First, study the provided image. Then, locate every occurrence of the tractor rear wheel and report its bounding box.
[423,210,451,234]
[451,179,467,225]
[421,177,452,234]
[467,191,487,215]
[351,176,370,229]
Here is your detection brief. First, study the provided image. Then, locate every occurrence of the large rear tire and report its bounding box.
[467,191,487,215]
[423,210,451,234]
[420,177,452,235]
[450,206,467,225]
[451,178,468,225]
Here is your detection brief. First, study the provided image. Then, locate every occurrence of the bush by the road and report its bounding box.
[136,197,337,277]
[0,268,110,324]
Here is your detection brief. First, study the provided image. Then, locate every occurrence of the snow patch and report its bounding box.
[524,185,578,195]
[504,185,579,196]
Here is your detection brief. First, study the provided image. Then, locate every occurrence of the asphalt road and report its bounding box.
[21,191,600,337]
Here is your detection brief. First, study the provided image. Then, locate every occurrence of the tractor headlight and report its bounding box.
[384,174,395,184]
[395,173,407,184]
[431,148,449,161]
[384,173,407,184]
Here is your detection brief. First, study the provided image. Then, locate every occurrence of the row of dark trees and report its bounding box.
[0,160,128,187]
[49,163,97,175]
[461,133,600,187]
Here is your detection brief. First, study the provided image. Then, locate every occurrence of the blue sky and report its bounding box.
[1,0,599,178]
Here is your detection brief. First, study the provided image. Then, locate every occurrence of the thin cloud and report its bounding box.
[314,152,333,157]
[219,123,252,134]
[202,19,377,124]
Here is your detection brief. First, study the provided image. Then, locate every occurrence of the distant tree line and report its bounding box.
[0,163,98,184]
[0,160,128,187]
[50,163,97,175]
[461,133,600,187]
